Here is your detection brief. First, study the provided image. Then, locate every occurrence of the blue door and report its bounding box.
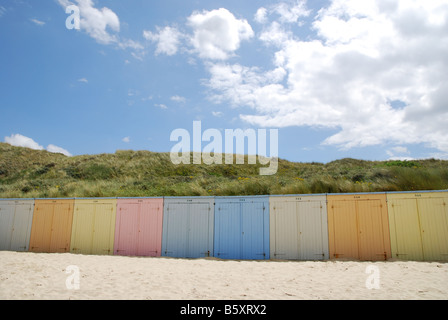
[214,197,269,260]
[241,202,267,260]
[214,202,241,259]
[162,198,215,259]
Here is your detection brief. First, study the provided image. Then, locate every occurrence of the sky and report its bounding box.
[1,0,447,163]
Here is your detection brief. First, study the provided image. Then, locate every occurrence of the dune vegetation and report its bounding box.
[0,142,447,198]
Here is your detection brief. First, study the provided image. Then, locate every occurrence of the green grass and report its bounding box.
[0,142,447,198]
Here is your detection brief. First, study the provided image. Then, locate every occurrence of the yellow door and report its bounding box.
[91,203,116,255]
[70,200,116,255]
[418,198,448,261]
[70,203,95,255]
[388,198,424,261]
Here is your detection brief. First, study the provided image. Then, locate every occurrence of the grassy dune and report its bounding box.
[0,142,447,198]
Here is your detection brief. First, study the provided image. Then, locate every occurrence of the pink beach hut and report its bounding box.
[114,198,164,257]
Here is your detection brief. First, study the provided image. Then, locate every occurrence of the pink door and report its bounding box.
[114,199,164,257]
[138,200,163,256]
[115,203,139,256]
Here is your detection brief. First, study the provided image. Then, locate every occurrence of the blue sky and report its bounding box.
[1,0,447,163]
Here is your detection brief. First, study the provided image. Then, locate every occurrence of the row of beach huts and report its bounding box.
[0,191,447,261]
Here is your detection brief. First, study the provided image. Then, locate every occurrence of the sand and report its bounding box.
[0,251,447,300]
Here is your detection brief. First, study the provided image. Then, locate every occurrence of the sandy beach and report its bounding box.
[0,251,447,300]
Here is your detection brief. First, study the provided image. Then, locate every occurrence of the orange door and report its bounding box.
[328,200,359,259]
[29,203,54,252]
[328,194,391,261]
[357,200,390,261]
[29,200,74,253]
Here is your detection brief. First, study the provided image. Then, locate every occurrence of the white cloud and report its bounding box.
[254,7,268,24]
[30,18,45,26]
[144,26,182,56]
[5,134,72,156]
[155,104,168,110]
[0,6,6,18]
[78,78,88,83]
[122,137,130,143]
[256,1,310,47]
[272,0,310,24]
[130,51,145,61]
[428,152,448,160]
[118,38,145,51]
[170,95,186,103]
[212,111,223,117]
[58,0,143,52]
[141,96,153,102]
[259,21,293,46]
[389,146,410,155]
[58,0,120,44]
[254,1,310,25]
[206,63,287,108]
[205,0,448,155]
[387,146,411,159]
[387,156,416,161]
[5,134,44,151]
[46,144,73,157]
[187,8,254,60]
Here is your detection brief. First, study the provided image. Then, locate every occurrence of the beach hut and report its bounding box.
[327,193,391,261]
[114,198,164,257]
[29,199,74,253]
[0,199,34,252]
[270,195,329,260]
[214,196,270,260]
[70,199,117,256]
[387,191,448,261]
[162,197,214,259]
